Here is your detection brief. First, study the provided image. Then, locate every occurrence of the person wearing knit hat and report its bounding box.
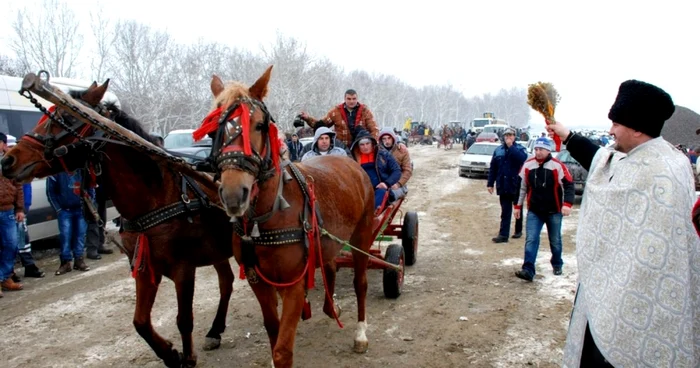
[533,137,553,151]
[513,136,574,282]
[548,80,699,367]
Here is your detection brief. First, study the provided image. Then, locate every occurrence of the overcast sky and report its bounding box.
[1,0,697,131]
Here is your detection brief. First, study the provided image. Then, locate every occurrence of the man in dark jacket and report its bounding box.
[47,170,93,275]
[286,133,304,162]
[513,137,574,281]
[351,129,402,210]
[487,128,528,242]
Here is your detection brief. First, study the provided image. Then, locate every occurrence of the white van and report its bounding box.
[0,74,120,240]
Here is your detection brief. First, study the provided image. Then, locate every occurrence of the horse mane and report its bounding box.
[214,81,250,109]
[104,102,161,145]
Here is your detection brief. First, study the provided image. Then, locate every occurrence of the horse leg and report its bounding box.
[322,259,341,318]
[173,266,198,367]
[273,282,305,368]
[133,273,183,367]
[250,282,281,357]
[203,260,234,351]
[351,250,370,353]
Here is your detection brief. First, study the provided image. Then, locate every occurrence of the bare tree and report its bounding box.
[10,0,83,78]
[89,4,118,82]
[107,20,174,133]
[0,55,25,77]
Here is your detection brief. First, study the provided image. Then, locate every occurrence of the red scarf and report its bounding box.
[359,152,374,165]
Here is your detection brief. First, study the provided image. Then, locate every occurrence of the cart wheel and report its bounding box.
[383,244,404,299]
[401,212,419,266]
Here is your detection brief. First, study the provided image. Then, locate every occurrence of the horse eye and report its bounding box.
[255,122,264,131]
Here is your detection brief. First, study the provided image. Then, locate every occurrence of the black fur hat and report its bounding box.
[608,80,675,138]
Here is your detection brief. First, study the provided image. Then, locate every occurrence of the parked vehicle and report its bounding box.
[556,149,588,195]
[469,112,506,134]
[168,138,212,164]
[164,129,195,150]
[1,74,120,240]
[458,142,500,178]
[475,132,500,143]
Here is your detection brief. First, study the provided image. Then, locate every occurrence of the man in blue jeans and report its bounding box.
[513,137,574,281]
[487,128,528,243]
[47,170,92,275]
[0,132,25,294]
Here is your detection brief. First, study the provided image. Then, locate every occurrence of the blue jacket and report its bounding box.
[47,171,94,211]
[22,183,32,213]
[351,131,402,187]
[487,143,528,196]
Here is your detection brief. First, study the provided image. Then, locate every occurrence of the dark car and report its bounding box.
[167,138,212,163]
[556,149,588,195]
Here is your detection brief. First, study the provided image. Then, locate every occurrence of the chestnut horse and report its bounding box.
[204,66,376,367]
[1,81,235,368]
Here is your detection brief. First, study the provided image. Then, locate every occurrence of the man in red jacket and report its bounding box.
[513,137,574,281]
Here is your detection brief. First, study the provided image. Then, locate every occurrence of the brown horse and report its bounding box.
[1,81,235,368]
[205,66,376,367]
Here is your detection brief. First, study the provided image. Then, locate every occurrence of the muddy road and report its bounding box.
[0,145,580,367]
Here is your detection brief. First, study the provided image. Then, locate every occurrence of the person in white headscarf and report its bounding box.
[548,80,700,368]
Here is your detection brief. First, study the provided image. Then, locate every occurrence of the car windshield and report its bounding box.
[482,126,504,134]
[467,144,498,156]
[471,119,490,128]
[164,133,194,149]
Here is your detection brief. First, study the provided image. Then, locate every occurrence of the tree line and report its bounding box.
[1,0,531,135]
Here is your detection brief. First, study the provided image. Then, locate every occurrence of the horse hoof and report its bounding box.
[164,350,183,368]
[353,340,368,354]
[335,304,342,318]
[203,337,221,351]
[181,358,197,368]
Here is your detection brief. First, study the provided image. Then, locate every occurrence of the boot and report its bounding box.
[97,244,113,255]
[1,277,24,291]
[86,250,102,260]
[55,260,72,276]
[24,264,46,278]
[73,257,90,272]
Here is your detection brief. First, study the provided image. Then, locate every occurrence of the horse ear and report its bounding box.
[249,65,273,100]
[82,79,110,106]
[211,75,225,98]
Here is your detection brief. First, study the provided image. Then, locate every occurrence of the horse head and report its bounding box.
[0,80,112,182]
[206,66,281,217]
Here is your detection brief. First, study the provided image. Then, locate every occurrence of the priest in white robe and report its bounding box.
[548,80,700,368]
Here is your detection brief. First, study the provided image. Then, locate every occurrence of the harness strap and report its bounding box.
[121,199,204,232]
[182,174,211,208]
[233,223,305,246]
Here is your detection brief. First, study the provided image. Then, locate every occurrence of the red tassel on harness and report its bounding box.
[132,234,156,285]
[193,107,223,142]
[268,123,281,174]
[306,182,318,290]
[37,106,57,126]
